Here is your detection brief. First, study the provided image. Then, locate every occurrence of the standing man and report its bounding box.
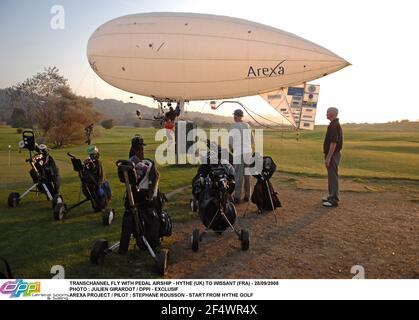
[229,109,254,204]
[323,108,343,208]
[85,123,94,145]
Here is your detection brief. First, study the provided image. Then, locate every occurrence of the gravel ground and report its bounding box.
[166,178,419,279]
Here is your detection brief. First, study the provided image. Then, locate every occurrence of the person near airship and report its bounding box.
[229,109,254,204]
[322,108,343,208]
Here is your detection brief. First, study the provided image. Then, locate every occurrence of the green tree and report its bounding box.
[8,67,68,129]
[7,67,102,148]
[8,108,28,128]
[44,87,101,148]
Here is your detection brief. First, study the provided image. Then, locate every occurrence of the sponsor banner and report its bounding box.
[299,121,315,131]
[260,90,296,127]
[259,83,320,130]
[1,279,418,301]
[298,84,320,130]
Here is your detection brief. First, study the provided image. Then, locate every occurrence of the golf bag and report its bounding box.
[77,157,111,211]
[192,162,237,232]
[90,159,171,276]
[8,131,62,209]
[53,153,114,223]
[29,153,60,197]
[119,159,172,254]
[251,156,281,212]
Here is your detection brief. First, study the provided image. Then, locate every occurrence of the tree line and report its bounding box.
[6,67,101,148]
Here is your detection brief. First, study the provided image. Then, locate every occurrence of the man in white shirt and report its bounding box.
[229,109,254,204]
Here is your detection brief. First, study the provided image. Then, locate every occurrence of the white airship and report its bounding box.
[87,12,349,129]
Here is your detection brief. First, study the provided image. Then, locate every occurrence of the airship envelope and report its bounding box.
[87,12,350,101]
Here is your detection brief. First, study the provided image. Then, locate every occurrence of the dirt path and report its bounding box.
[166,179,419,279]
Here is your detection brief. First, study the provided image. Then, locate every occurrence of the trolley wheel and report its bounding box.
[156,249,170,277]
[52,195,64,209]
[240,229,250,251]
[102,208,115,226]
[191,229,200,252]
[53,203,67,221]
[190,199,198,212]
[90,239,109,265]
[8,193,20,208]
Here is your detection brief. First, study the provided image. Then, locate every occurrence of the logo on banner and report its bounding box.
[0,280,41,298]
[287,87,305,97]
[308,85,317,93]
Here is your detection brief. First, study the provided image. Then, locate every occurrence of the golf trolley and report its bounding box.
[53,153,115,224]
[190,164,250,252]
[8,131,63,210]
[244,156,281,223]
[90,160,169,276]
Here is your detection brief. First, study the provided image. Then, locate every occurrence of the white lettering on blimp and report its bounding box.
[248,60,286,78]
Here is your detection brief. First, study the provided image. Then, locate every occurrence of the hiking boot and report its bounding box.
[322,196,331,202]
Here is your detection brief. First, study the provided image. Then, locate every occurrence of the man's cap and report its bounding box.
[233,109,244,117]
[86,145,99,155]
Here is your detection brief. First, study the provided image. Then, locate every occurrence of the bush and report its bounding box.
[16,128,23,134]
[101,119,114,129]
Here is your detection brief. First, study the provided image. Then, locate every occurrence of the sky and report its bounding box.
[0,0,418,124]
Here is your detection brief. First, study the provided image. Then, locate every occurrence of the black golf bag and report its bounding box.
[53,153,115,223]
[29,153,60,197]
[192,162,237,232]
[8,131,62,209]
[251,156,281,212]
[119,159,172,254]
[78,158,111,211]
